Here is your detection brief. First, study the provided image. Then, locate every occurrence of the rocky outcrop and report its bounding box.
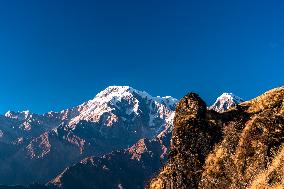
[148,87,284,189]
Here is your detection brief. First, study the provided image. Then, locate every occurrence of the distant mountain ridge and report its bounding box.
[0,86,177,185]
[1,86,177,140]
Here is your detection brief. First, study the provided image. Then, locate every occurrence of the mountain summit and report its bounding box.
[67,86,177,134]
[209,92,244,112]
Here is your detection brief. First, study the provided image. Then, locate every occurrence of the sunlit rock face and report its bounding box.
[149,87,284,189]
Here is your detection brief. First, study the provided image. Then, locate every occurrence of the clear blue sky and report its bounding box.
[0,0,283,113]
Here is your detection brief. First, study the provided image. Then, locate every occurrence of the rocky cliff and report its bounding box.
[149,87,284,189]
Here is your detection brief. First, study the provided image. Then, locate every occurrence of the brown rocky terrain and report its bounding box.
[148,87,284,189]
[47,133,171,189]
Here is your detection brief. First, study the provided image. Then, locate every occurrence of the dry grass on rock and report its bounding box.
[148,87,284,189]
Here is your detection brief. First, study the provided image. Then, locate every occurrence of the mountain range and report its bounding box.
[0,86,243,188]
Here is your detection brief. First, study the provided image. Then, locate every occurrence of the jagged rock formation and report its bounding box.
[148,87,284,189]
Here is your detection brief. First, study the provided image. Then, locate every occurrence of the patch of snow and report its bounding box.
[68,86,178,132]
[209,92,244,112]
[4,110,32,121]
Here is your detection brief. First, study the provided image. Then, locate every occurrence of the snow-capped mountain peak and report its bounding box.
[68,86,178,137]
[0,86,177,141]
[87,86,141,115]
[219,93,243,103]
[209,92,244,112]
[95,86,133,98]
[5,110,32,121]
[93,86,177,109]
